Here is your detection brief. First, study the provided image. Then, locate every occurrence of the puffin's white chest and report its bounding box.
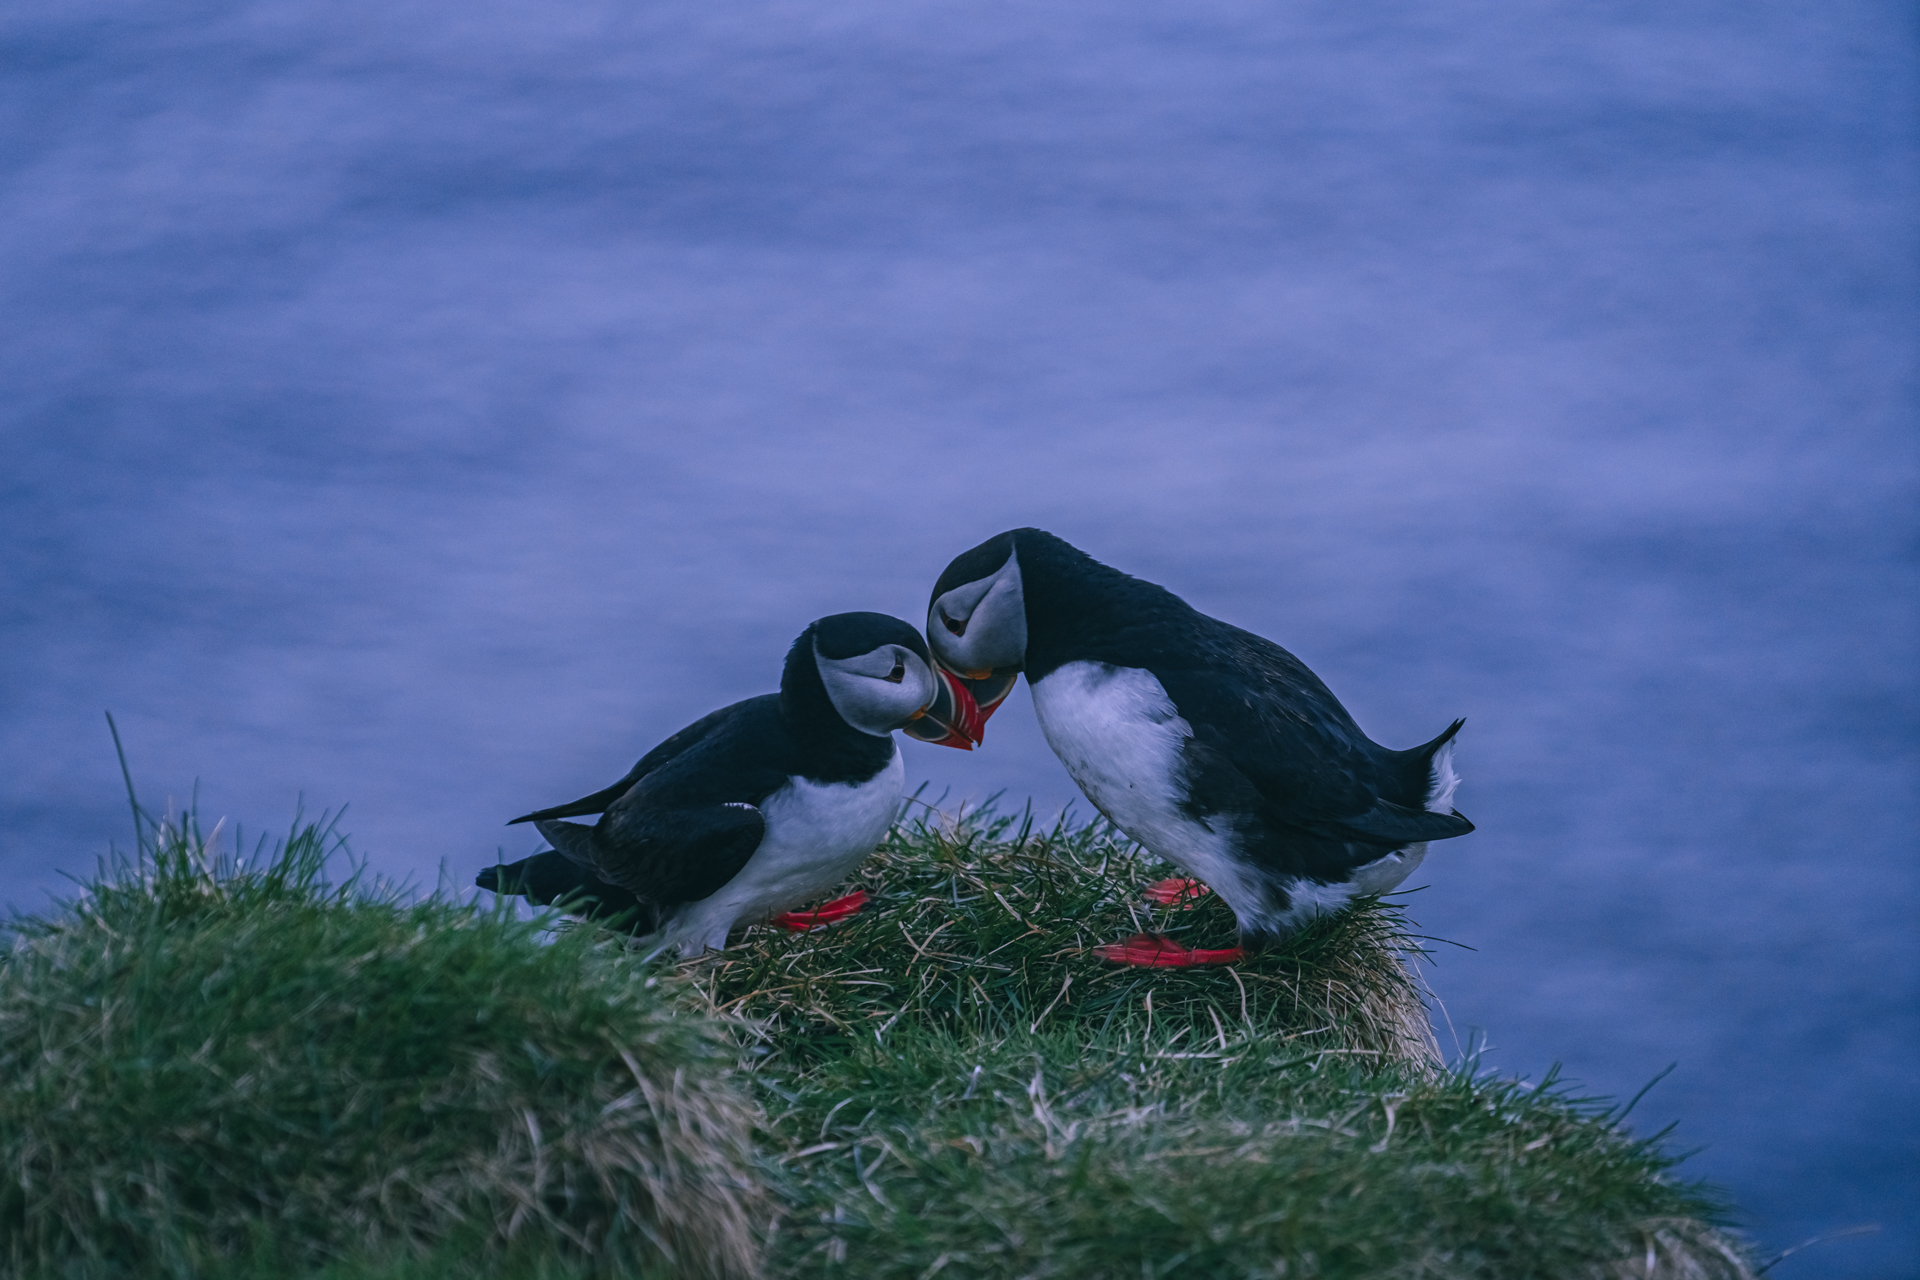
[664,745,904,954]
[1029,662,1264,913]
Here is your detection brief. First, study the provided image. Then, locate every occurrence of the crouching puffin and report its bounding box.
[477,612,983,957]
[925,529,1473,966]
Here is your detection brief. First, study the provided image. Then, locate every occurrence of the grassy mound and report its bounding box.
[694,808,1755,1280]
[695,807,1439,1068]
[1,796,1756,1279]
[0,813,761,1280]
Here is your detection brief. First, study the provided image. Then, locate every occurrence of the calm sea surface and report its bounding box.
[3,1,1915,1269]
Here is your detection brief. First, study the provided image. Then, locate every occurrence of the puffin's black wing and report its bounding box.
[507,700,757,826]
[555,800,768,905]
[515,690,797,908]
[1158,665,1472,851]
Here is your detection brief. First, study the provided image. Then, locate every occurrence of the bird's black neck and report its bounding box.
[1015,529,1201,680]
[777,635,898,783]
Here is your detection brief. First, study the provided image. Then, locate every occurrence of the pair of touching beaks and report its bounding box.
[900,666,1020,751]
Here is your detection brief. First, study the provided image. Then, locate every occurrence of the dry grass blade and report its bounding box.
[1596,1218,1759,1280]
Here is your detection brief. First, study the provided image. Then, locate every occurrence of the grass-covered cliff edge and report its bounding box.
[0,802,1754,1279]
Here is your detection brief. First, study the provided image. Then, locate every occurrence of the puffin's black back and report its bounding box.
[489,611,924,916]
[995,527,1460,826]
[574,616,911,899]
[527,611,920,825]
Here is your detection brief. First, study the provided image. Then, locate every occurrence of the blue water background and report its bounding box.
[3,1,1915,1270]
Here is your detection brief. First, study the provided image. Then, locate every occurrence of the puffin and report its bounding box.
[477,612,983,956]
[924,529,1472,966]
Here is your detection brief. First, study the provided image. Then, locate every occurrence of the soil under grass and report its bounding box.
[0,801,1756,1279]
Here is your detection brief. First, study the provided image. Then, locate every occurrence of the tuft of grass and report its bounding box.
[0,810,763,1280]
[694,806,1439,1070]
[752,1029,1751,1280]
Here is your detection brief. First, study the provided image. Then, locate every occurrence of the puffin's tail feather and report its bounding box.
[1386,718,1465,814]
[1418,718,1464,814]
[478,850,588,902]
[507,780,631,825]
[476,849,654,934]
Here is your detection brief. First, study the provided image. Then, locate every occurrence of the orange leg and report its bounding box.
[769,889,869,932]
[1093,933,1245,967]
[1141,877,1212,907]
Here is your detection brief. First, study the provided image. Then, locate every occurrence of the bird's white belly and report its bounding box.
[1029,662,1268,916]
[668,746,904,954]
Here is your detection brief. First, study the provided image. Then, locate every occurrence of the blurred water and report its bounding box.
[2,0,1915,1270]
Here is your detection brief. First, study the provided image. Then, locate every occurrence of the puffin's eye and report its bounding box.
[942,612,967,637]
[882,660,906,683]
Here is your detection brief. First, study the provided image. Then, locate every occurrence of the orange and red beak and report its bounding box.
[903,668,986,749]
[902,667,1018,750]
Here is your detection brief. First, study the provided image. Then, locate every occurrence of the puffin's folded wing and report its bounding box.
[1160,667,1471,847]
[1159,668,1383,812]
[591,801,768,905]
[507,700,759,825]
[534,818,603,869]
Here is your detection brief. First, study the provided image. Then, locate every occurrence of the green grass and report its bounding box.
[0,798,1756,1279]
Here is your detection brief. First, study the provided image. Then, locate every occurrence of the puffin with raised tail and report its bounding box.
[478,612,983,957]
[925,529,1472,966]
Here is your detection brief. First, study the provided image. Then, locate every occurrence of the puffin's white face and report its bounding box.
[927,551,1026,677]
[816,642,941,737]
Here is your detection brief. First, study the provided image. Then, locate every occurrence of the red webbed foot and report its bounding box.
[1093,933,1245,967]
[1141,877,1212,907]
[770,889,869,932]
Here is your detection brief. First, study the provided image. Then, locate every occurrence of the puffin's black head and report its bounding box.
[812,611,932,665]
[924,530,1040,732]
[783,611,984,749]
